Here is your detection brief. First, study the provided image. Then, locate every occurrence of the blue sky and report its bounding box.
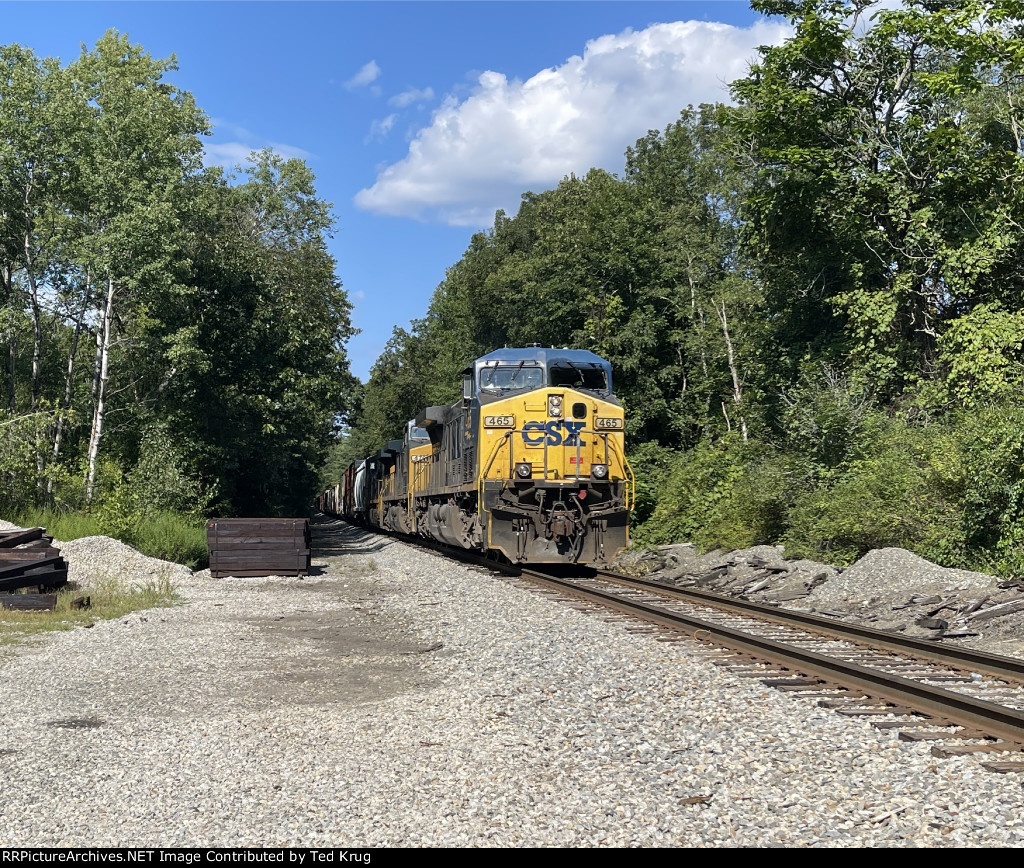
[1,1,786,380]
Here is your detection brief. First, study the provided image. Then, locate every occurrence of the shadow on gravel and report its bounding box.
[47,717,105,729]
[216,516,444,709]
[310,515,392,556]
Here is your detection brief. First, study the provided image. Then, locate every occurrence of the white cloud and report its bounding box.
[203,142,312,170]
[267,141,313,161]
[346,60,382,90]
[389,86,435,108]
[203,124,312,171]
[355,19,791,226]
[367,114,398,142]
[204,141,255,168]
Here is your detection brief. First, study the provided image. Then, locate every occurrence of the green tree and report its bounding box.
[68,31,208,502]
[734,0,1024,396]
[161,150,357,515]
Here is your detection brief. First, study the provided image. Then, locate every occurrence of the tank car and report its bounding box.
[325,346,634,565]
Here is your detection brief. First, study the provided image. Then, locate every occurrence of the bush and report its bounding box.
[627,441,675,527]
[782,417,961,565]
[777,363,875,472]
[0,408,69,514]
[83,424,212,568]
[932,405,1024,577]
[779,409,1024,574]
[635,435,794,551]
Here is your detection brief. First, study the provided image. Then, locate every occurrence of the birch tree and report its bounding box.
[0,45,90,495]
[69,31,207,502]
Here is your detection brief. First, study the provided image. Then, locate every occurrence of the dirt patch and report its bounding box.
[2,522,443,722]
[240,575,441,707]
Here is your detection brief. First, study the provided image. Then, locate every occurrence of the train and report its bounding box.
[318,346,634,565]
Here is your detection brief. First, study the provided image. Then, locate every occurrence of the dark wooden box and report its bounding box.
[206,518,311,578]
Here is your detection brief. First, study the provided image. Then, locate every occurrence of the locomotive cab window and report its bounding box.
[549,364,608,393]
[479,365,543,392]
[407,422,430,442]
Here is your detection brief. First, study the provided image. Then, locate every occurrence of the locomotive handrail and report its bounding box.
[606,435,635,510]
[478,430,513,517]
[623,450,636,510]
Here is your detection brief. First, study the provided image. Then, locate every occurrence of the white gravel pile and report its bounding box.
[0,523,1022,846]
[0,519,192,590]
[810,547,997,609]
[59,535,193,591]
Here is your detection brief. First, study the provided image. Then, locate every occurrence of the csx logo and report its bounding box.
[522,420,584,446]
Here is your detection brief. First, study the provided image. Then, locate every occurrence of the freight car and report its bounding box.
[319,346,634,565]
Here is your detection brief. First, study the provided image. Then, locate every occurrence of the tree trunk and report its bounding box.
[48,278,91,497]
[23,231,47,501]
[688,275,713,441]
[714,298,747,443]
[5,308,14,414]
[23,217,43,411]
[85,276,115,504]
[4,263,16,413]
[27,280,42,409]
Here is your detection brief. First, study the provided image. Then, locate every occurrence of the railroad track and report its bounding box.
[319,517,1024,773]
[514,566,1024,773]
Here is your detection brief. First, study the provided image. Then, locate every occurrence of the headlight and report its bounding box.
[548,395,563,417]
[591,464,608,479]
[515,462,533,479]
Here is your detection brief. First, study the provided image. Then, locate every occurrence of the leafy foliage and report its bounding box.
[0,33,356,538]
[340,1,1024,577]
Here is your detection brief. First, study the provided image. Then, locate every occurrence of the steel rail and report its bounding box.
[520,568,1024,746]
[321,518,1024,747]
[593,570,1024,684]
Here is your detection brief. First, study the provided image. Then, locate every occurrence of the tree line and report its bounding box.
[1,31,356,528]
[337,0,1024,576]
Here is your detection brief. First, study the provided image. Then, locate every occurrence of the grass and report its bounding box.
[13,508,102,542]
[15,507,208,569]
[0,574,178,650]
[1,508,197,651]
[132,511,208,568]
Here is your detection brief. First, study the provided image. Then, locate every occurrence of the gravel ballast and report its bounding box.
[1,520,1023,847]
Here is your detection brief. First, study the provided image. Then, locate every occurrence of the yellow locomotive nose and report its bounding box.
[501,389,617,483]
[323,346,632,566]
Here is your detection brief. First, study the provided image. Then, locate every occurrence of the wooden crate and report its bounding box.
[206,518,311,578]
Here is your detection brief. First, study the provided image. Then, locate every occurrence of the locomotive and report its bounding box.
[318,346,633,565]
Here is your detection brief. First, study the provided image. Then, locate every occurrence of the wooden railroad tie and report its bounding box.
[0,527,67,609]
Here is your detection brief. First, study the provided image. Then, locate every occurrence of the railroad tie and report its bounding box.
[931,742,1023,758]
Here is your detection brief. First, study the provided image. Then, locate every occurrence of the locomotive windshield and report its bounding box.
[550,363,609,392]
[479,364,543,392]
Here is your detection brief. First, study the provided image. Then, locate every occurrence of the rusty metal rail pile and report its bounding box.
[513,567,1024,773]
[0,527,68,610]
[207,518,311,578]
